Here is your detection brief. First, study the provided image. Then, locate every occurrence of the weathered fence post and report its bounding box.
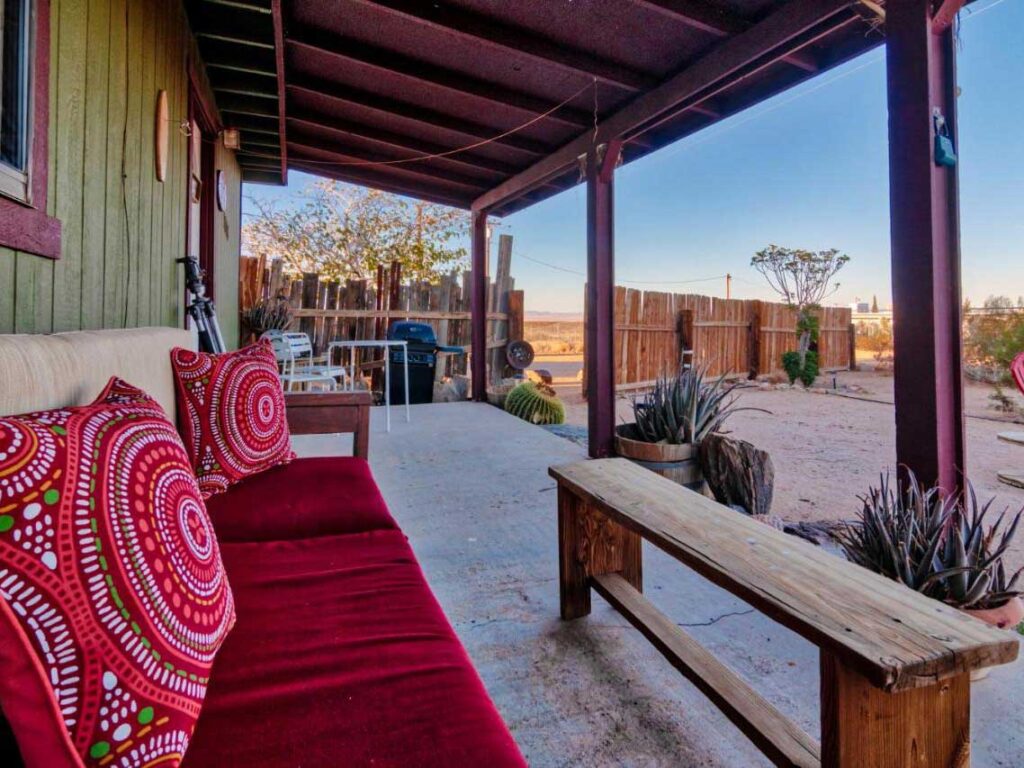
[299,273,319,341]
[747,300,762,380]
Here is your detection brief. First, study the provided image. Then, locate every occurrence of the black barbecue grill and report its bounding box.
[387,321,464,404]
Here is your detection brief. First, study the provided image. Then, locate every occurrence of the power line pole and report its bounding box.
[726,273,732,299]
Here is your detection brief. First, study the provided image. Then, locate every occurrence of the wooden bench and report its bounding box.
[549,458,1019,768]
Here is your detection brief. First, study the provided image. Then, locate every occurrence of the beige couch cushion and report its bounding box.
[0,327,195,420]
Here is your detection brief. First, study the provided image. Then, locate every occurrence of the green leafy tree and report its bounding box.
[751,245,850,384]
[243,179,468,282]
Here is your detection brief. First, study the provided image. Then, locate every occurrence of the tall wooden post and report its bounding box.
[586,141,621,458]
[886,0,965,494]
[471,209,488,402]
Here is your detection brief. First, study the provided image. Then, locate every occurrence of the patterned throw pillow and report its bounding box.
[0,378,235,768]
[171,340,294,498]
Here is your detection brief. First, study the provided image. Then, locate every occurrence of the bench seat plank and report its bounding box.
[549,459,1018,692]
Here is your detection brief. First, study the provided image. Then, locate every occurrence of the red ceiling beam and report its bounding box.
[931,0,967,33]
[349,0,656,92]
[287,135,496,189]
[272,0,288,185]
[288,161,473,209]
[288,30,592,130]
[631,0,819,72]
[287,78,551,157]
[288,141,489,193]
[287,110,520,176]
[473,0,854,212]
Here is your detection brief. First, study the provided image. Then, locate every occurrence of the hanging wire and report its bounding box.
[517,251,728,286]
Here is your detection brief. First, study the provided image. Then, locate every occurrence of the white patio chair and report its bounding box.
[261,331,338,392]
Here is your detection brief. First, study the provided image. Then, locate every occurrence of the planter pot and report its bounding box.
[962,596,1024,681]
[615,423,704,492]
[963,596,1024,630]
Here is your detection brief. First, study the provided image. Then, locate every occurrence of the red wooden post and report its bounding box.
[586,141,622,458]
[471,209,489,402]
[886,0,965,494]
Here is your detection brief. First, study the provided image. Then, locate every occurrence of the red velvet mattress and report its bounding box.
[185,458,526,767]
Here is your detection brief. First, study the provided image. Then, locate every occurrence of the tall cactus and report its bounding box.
[504,382,565,425]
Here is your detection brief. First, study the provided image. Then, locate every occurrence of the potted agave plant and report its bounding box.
[616,364,754,490]
[838,472,1024,647]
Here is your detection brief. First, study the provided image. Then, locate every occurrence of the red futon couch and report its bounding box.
[0,329,526,768]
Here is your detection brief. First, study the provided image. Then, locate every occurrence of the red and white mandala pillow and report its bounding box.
[170,340,294,498]
[0,378,235,768]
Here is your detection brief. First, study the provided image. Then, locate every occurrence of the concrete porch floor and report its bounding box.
[293,402,1023,767]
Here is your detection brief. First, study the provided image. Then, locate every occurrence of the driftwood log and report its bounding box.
[698,433,774,516]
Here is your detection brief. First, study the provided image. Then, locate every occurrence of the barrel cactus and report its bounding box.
[504,381,565,425]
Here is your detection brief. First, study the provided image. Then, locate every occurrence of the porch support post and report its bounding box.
[885,0,965,494]
[586,140,622,458]
[471,209,488,402]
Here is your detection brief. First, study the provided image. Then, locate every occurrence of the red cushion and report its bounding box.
[0,378,235,768]
[205,457,397,543]
[184,531,526,768]
[171,340,295,498]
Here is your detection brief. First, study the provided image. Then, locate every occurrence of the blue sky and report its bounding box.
[245,0,1023,314]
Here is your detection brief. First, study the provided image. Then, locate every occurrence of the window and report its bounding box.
[0,0,31,203]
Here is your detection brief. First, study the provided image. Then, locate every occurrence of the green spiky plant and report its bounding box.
[628,363,762,445]
[837,471,1023,610]
[504,381,565,425]
[241,297,293,336]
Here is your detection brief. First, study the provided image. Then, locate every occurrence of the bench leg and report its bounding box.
[558,489,642,621]
[820,652,970,768]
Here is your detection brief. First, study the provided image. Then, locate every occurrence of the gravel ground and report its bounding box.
[554,368,1024,572]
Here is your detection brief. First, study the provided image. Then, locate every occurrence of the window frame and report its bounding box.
[0,0,32,202]
[0,0,60,260]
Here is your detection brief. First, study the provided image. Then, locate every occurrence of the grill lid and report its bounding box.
[388,321,437,345]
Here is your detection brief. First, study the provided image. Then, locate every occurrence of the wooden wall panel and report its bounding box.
[0,0,228,338]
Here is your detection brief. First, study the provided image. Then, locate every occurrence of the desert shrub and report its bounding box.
[856,318,894,362]
[781,351,801,385]
[963,296,1024,384]
[799,351,819,387]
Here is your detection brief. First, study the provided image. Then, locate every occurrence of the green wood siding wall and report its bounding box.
[0,0,237,338]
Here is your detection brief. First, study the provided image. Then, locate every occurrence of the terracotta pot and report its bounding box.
[964,596,1024,630]
[962,597,1024,681]
[615,424,704,491]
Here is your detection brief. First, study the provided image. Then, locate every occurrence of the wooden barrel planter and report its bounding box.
[614,424,704,491]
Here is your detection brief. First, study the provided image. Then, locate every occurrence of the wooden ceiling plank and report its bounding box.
[289,161,473,208]
[631,0,819,72]
[472,0,853,212]
[287,78,552,156]
[287,109,521,175]
[288,28,593,129]
[349,0,655,92]
[288,140,491,192]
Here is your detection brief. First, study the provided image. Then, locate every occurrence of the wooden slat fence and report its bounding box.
[609,287,852,389]
[239,255,523,383]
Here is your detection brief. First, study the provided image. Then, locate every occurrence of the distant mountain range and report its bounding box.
[526,311,583,322]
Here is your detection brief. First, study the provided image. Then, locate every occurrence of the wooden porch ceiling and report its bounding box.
[186,1,892,212]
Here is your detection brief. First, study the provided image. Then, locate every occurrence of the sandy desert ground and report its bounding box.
[544,364,1024,572]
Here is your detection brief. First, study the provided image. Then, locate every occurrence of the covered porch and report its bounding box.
[293,402,1024,766]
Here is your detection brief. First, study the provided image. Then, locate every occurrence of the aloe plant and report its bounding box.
[628,363,761,445]
[837,471,1023,610]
